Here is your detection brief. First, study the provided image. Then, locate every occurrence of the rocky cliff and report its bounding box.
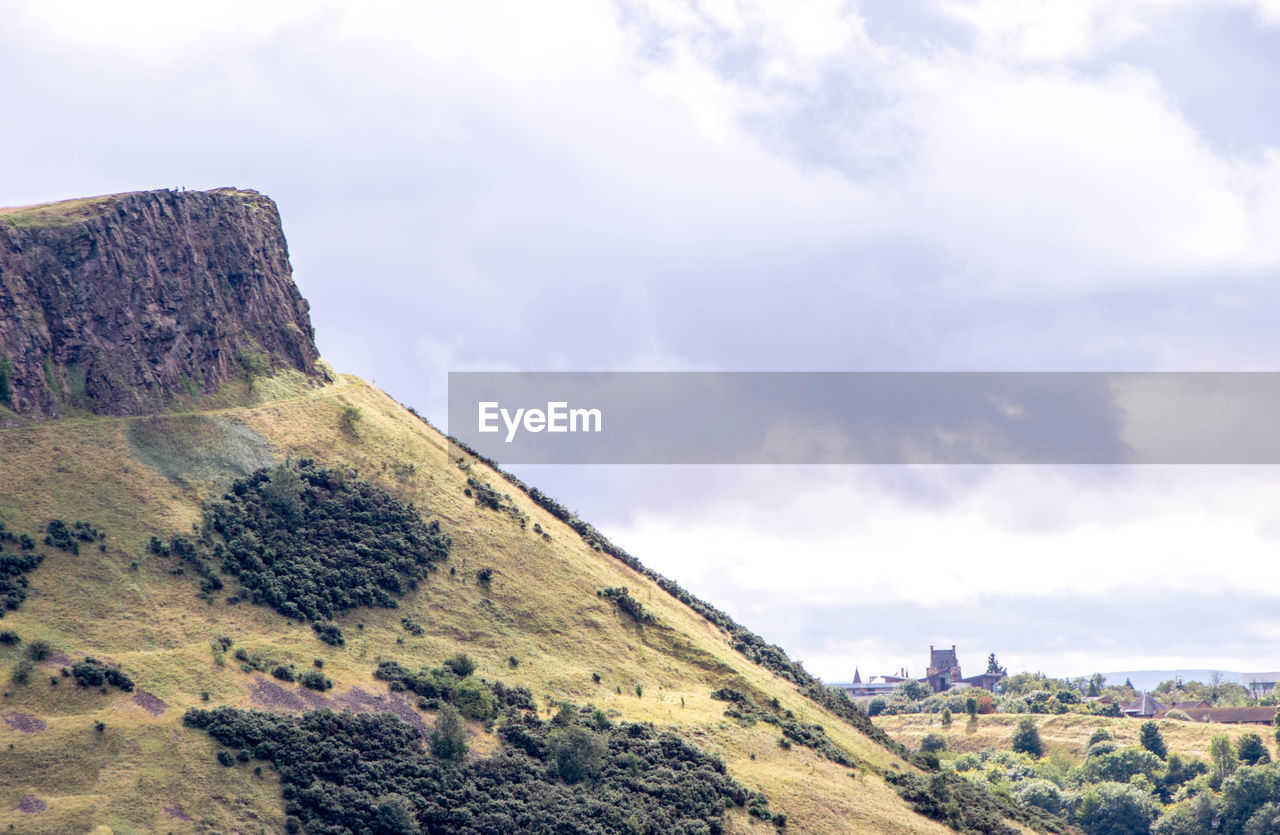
[0,188,324,418]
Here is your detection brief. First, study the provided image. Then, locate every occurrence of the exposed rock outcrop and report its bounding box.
[0,188,325,418]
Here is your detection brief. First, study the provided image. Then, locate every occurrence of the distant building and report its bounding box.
[1121,693,1167,718]
[1166,700,1210,712]
[1243,672,1280,699]
[844,645,1005,699]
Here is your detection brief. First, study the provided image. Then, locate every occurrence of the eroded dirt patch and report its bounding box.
[337,686,431,737]
[163,804,192,821]
[247,677,430,737]
[131,690,166,715]
[2,710,47,733]
[16,795,47,813]
[247,677,313,712]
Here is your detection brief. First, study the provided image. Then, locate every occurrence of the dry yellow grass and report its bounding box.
[876,711,1278,764]
[0,373,966,833]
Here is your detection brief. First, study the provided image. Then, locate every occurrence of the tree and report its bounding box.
[1017,779,1062,815]
[1088,673,1107,697]
[940,707,952,726]
[1153,793,1218,835]
[920,733,947,753]
[894,679,931,701]
[1087,728,1113,748]
[1237,732,1272,765]
[986,653,1006,676]
[1139,721,1167,759]
[262,464,304,523]
[549,726,606,784]
[1244,802,1280,835]
[1220,765,1280,832]
[443,653,476,677]
[453,675,497,722]
[430,704,468,762]
[1011,717,1043,758]
[1073,782,1158,835]
[1211,733,1239,784]
[965,696,979,720]
[373,794,418,834]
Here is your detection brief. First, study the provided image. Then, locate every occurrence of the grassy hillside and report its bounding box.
[876,711,1277,764]
[0,372,971,833]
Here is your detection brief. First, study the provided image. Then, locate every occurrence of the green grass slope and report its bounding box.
[0,373,974,834]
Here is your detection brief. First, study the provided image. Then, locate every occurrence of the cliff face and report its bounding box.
[0,188,324,418]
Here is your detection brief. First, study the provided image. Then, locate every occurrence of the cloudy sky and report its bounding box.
[4,0,1280,682]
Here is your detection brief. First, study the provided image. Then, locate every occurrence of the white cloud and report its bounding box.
[605,465,1280,677]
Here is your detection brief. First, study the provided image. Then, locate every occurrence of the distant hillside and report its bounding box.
[1094,670,1247,692]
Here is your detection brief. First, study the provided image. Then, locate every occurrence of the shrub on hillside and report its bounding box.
[1141,720,1168,759]
[10,659,33,685]
[312,622,344,647]
[430,703,468,761]
[300,671,332,692]
[71,658,134,691]
[1011,717,1044,758]
[550,726,606,783]
[1237,733,1272,766]
[442,653,475,677]
[25,639,53,661]
[920,733,947,753]
[597,587,653,624]
[158,461,450,622]
[184,699,763,833]
[452,676,497,722]
[1017,779,1063,815]
[1071,782,1158,835]
[0,551,43,614]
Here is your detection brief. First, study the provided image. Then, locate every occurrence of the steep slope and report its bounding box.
[0,190,1030,833]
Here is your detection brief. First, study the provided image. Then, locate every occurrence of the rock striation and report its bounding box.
[0,188,324,417]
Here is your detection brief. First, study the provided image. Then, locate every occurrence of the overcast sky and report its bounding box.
[4,0,1280,682]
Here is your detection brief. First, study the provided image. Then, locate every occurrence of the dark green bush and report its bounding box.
[0,551,43,614]
[549,726,606,783]
[920,733,947,753]
[25,639,52,661]
[0,630,18,646]
[300,671,332,692]
[162,461,450,622]
[185,698,762,834]
[10,659,33,685]
[1140,721,1167,759]
[272,665,296,683]
[1011,717,1044,758]
[1238,733,1272,766]
[312,622,344,647]
[430,703,468,761]
[597,587,653,624]
[71,658,134,691]
[443,653,475,677]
